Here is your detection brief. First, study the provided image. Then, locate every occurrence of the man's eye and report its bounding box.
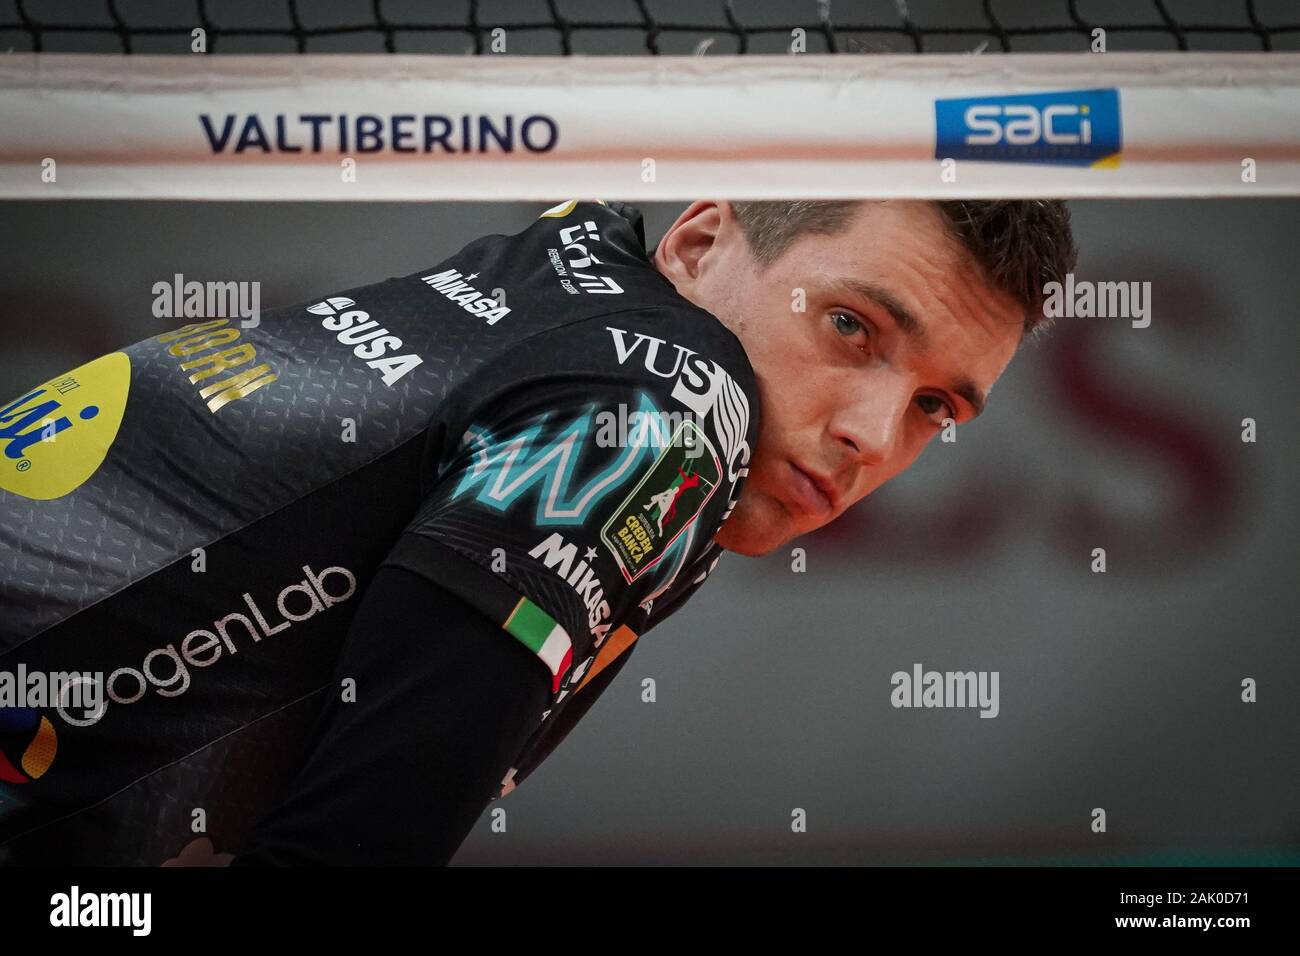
[916,394,954,426]
[829,311,870,351]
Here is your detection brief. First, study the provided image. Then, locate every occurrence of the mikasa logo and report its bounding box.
[419,269,513,325]
[307,297,424,385]
[529,533,612,645]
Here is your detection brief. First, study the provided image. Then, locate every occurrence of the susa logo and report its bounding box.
[0,353,131,500]
[0,708,57,784]
[935,89,1121,167]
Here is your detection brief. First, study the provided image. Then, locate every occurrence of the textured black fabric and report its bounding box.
[233,566,551,866]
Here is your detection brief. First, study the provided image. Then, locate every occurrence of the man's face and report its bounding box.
[654,200,1026,556]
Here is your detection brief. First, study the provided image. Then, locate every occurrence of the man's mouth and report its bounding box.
[786,461,836,518]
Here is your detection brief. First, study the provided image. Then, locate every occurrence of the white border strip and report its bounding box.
[1,53,1299,200]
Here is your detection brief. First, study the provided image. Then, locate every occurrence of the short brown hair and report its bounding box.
[728,199,1077,336]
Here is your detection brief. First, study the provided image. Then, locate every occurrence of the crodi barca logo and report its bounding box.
[599,420,721,583]
[934,88,1121,167]
[0,352,131,500]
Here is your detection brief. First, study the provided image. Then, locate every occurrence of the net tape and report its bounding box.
[3,0,1299,55]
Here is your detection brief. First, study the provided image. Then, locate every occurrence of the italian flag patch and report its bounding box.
[503,596,573,693]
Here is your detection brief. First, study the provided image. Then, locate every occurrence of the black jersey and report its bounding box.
[0,200,759,864]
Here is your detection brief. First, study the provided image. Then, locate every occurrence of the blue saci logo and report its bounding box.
[934,89,1121,167]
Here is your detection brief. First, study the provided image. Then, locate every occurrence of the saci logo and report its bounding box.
[935,89,1121,167]
[0,352,131,500]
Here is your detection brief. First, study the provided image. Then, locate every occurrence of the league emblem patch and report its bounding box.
[599,420,720,583]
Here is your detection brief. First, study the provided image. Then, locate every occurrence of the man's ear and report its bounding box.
[655,201,725,287]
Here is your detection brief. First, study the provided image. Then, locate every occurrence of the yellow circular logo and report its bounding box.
[0,352,131,500]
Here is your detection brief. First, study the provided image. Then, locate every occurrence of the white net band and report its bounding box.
[3,52,1299,200]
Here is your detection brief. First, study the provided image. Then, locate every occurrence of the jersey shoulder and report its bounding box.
[391,237,761,701]
[436,197,761,498]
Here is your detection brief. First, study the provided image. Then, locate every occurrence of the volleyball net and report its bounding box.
[0,1,1298,200]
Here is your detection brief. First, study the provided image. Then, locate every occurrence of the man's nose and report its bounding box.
[831,374,912,468]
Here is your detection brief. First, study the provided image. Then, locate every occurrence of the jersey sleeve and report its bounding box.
[234,564,552,865]
[383,310,758,707]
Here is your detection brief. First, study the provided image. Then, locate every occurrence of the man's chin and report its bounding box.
[712,512,791,557]
[715,537,774,558]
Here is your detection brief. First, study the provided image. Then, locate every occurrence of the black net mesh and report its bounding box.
[2,0,1298,55]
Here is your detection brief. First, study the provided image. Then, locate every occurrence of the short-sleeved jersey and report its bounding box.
[0,199,759,864]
